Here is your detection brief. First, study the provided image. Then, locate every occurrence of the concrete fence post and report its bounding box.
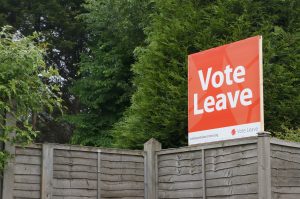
[41,144,54,199]
[144,138,161,199]
[257,132,272,199]
[2,112,16,199]
[0,113,4,199]
[201,149,206,199]
[97,149,101,199]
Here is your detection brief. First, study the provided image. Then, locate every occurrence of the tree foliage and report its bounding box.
[113,0,300,149]
[0,26,62,170]
[1,0,298,150]
[67,0,152,147]
[0,0,86,143]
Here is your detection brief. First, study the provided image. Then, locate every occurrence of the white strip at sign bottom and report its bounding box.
[188,122,262,145]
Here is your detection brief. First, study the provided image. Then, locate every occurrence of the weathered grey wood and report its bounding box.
[272,176,300,187]
[53,179,97,189]
[54,156,97,166]
[271,168,300,178]
[205,148,257,163]
[53,164,97,172]
[16,146,42,156]
[14,182,40,191]
[2,112,16,199]
[100,173,144,182]
[206,194,258,199]
[257,132,272,199]
[52,144,144,156]
[157,137,257,155]
[159,158,202,168]
[272,149,300,159]
[206,182,257,196]
[272,193,300,199]
[203,143,260,198]
[53,171,98,180]
[159,165,202,176]
[42,144,54,199]
[15,154,41,165]
[205,157,258,172]
[271,143,300,198]
[54,149,98,159]
[101,160,144,169]
[159,173,203,183]
[206,173,258,187]
[144,138,161,199]
[7,136,300,199]
[202,149,206,199]
[14,164,41,175]
[14,190,40,198]
[272,186,300,194]
[101,189,144,198]
[158,150,202,161]
[205,144,257,157]
[101,167,144,175]
[53,188,97,197]
[159,189,203,198]
[52,197,97,199]
[159,181,202,190]
[101,153,144,163]
[205,163,258,179]
[101,181,144,190]
[272,144,300,153]
[271,138,300,149]
[271,158,300,169]
[15,175,41,184]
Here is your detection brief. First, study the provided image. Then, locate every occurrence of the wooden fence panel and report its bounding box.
[158,150,203,199]
[205,144,258,199]
[156,139,260,199]
[52,149,98,199]
[14,146,42,199]
[2,134,300,199]
[271,140,300,199]
[100,152,145,199]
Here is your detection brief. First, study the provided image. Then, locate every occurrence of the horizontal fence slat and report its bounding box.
[159,173,203,183]
[100,181,144,191]
[53,179,97,189]
[14,164,41,175]
[15,147,42,156]
[13,190,40,199]
[100,174,144,182]
[14,182,41,191]
[101,190,144,198]
[15,175,41,184]
[159,181,203,190]
[206,183,258,196]
[159,189,203,198]
[53,188,97,197]
[15,155,41,165]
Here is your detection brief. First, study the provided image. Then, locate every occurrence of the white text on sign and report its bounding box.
[194,65,253,115]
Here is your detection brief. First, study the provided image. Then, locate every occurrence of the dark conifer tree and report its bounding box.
[114,0,300,149]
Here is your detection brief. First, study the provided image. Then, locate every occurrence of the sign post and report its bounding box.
[188,36,264,145]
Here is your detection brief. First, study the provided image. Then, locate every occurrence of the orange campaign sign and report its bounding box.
[188,36,264,145]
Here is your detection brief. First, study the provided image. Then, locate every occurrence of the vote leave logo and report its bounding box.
[231,129,236,136]
[188,36,264,145]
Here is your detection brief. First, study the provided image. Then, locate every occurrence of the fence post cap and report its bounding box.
[257,131,271,137]
[144,138,161,151]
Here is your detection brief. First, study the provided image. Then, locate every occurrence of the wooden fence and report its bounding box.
[1,132,300,199]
